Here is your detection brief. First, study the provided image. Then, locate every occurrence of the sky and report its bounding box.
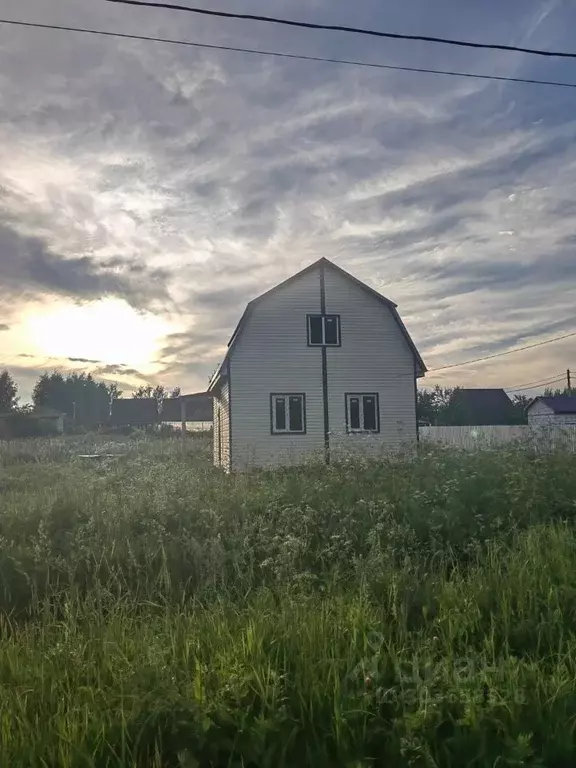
[1,0,576,401]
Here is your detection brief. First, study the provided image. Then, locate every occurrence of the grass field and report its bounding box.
[1,435,576,767]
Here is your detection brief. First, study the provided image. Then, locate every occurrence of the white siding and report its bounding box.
[421,424,576,451]
[213,380,231,471]
[528,404,576,427]
[213,397,220,466]
[527,400,555,426]
[324,266,417,457]
[230,269,324,469]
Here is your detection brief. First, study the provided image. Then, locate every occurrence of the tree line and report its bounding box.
[1,369,572,429]
[0,370,181,428]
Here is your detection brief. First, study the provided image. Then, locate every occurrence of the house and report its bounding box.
[110,398,158,427]
[31,406,66,434]
[447,388,517,426]
[161,393,213,424]
[0,407,65,437]
[526,395,576,426]
[208,257,426,471]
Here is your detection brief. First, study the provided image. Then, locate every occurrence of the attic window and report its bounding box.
[307,315,340,346]
[271,394,306,434]
[346,393,380,433]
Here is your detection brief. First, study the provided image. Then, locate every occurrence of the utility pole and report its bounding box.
[568,369,572,395]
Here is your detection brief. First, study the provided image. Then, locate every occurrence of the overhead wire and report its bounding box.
[105,0,576,60]
[426,330,576,374]
[504,373,566,391]
[2,18,576,90]
[505,376,566,393]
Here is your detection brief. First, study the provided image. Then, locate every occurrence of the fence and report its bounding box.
[420,425,576,451]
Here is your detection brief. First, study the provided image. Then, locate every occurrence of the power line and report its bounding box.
[506,376,566,393]
[2,18,576,90]
[106,0,576,60]
[509,378,565,393]
[428,330,576,374]
[505,373,565,391]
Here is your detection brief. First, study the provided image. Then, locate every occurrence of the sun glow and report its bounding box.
[24,298,172,370]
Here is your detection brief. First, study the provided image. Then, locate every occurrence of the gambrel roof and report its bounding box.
[209,257,426,391]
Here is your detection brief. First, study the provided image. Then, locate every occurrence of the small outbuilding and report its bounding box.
[526,395,576,426]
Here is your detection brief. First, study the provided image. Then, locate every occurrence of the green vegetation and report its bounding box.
[1,436,576,766]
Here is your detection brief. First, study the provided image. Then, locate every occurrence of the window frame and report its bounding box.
[345,392,380,434]
[306,314,341,347]
[270,393,307,435]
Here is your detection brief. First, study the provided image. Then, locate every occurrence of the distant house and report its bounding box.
[0,407,65,437]
[110,398,158,427]
[448,389,517,426]
[526,396,576,426]
[208,257,426,471]
[160,393,213,424]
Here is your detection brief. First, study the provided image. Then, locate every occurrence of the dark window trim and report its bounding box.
[344,392,380,434]
[306,313,342,347]
[270,393,307,435]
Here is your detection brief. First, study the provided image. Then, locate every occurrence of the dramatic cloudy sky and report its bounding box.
[1,0,576,400]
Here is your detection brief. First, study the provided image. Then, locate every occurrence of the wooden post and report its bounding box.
[568,369,572,395]
[180,396,186,454]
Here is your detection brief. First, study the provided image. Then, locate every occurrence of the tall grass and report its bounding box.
[1,438,576,765]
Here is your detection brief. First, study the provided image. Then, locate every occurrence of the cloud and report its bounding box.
[0,219,170,310]
[2,0,576,394]
[67,357,102,364]
[93,364,146,378]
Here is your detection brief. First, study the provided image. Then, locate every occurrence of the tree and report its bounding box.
[32,371,110,427]
[132,384,180,405]
[132,385,153,399]
[543,386,573,397]
[417,385,456,425]
[0,370,18,413]
[107,383,123,401]
[510,394,530,425]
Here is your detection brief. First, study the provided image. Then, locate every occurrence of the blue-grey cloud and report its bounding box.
[0,220,169,308]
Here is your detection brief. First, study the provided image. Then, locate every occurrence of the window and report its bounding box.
[271,394,306,434]
[345,393,380,433]
[307,314,341,346]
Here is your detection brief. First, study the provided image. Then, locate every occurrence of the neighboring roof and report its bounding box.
[110,398,159,425]
[31,406,66,419]
[0,407,65,419]
[209,257,426,391]
[161,393,213,422]
[527,395,576,414]
[450,389,516,426]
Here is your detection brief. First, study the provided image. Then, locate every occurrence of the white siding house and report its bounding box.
[527,396,576,426]
[208,258,425,471]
